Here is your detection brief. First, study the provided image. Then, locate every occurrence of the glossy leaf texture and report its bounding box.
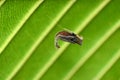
[0,0,120,80]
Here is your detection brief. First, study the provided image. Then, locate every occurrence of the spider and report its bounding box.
[55,30,83,48]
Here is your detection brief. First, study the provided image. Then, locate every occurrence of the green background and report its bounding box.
[0,0,120,80]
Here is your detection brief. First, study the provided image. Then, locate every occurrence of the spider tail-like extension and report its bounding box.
[55,35,60,48]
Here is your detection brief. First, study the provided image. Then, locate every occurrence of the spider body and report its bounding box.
[55,30,83,48]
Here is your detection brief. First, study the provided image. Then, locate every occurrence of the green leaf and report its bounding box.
[0,0,120,80]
